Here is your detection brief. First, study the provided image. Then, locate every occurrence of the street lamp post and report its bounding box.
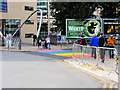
[47,0,50,36]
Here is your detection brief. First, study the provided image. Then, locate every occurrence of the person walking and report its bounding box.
[79,35,87,52]
[46,36,51,49]
[107,35,116,59]
[79,35,87,45]
[79,35,87,59]
[37,37,41,49]
[90,34,98,59]
[33,34,37,46]
[98,33,105,63]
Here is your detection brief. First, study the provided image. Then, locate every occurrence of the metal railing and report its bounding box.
[11,38,20,47]
[72,43,119,75]
[61,41,73,50]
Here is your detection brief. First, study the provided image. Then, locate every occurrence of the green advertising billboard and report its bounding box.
[66,19,101,38]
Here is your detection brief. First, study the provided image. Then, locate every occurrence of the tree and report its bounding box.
[50,2,119,35]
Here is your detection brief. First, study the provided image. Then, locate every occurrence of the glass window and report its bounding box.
[25,6,34,11]
[43,12,47,16]
[37,12,47,17]
[25,20,34,24]
[5,19,20,37]
[25,34,33,38]
[37,2,47,6]
[37,12,40,16]
[37,7,47,10]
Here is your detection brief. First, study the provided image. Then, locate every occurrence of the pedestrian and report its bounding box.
[33,34,37,46]
[79,35,87,58]
[107,35,116,59]
[45,37,47,49]
[2,35,6,47]
[90,34,98,59]
[98,33,105,63]
[79,35,87,45]
[41,38,45,49]
[46,36,51,49]
[37,37,41,49]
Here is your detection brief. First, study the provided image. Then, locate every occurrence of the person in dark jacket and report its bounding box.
[79,35,87,45]
[98,33,105,63]
[33,34,37,46]
[79,35,87,59]
[90,34,98,59]
[37,37,41,49]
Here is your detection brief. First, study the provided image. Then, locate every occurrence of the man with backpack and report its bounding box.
[79,35,87,45]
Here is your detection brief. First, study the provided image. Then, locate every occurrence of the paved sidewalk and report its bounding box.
[0,43,73,52]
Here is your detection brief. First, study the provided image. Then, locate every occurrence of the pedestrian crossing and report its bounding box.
[37,50,109,59]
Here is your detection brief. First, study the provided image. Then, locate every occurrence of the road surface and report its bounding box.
[2,51,103,88]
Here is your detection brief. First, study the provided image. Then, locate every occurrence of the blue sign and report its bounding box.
[0,0,7,12]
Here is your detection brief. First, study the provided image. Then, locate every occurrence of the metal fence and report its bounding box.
[3,37,20,50]
[11,38,20,47]
[72,43,119,75]
[61,41,73,50]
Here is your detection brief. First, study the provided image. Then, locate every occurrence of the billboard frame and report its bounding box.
[66,18,102,39]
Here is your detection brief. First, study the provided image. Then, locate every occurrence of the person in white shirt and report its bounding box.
[46,36,51,49]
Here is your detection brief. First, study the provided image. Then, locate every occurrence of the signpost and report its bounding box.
[17,23,22,51]
[17,23,22,28]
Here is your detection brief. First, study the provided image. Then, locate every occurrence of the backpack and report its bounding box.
[79,39,82,45]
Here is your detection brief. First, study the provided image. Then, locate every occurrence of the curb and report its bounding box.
[57,59,118,88]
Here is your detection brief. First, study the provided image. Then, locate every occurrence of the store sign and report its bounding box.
[104,20,120,34]
[66,19,101,38]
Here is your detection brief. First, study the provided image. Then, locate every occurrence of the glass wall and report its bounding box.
[37,21,48,40]
[1,19,20,37]
[37,12,47,17]
[37,2,47,6]
[37,7,47,10]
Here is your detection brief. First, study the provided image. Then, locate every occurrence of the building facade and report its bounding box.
[0,0,37,44]
[0,0,56,44]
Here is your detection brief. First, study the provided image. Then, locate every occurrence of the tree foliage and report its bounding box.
[50,2,119,35]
